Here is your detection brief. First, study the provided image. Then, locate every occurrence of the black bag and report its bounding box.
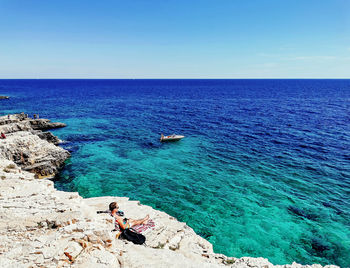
[121,228,146,245]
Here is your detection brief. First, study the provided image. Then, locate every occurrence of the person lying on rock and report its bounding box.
[109,202,149,231]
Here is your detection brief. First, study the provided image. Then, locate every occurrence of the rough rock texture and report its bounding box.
[0,113,66,134]
[28,118,66,131]
[0,114,69,178]
[0,114,339,268]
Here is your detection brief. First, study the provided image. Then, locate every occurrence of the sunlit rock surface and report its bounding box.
[0,114,69,178]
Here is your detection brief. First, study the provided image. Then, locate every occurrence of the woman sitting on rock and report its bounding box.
[109,202,149,231]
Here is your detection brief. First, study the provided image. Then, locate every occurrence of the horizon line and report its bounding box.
[0,78,349,80]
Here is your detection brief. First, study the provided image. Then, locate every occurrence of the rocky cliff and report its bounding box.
[0,114,69,178]
[0,114,339,268]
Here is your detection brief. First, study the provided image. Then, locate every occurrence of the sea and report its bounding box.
[0,79,349,267]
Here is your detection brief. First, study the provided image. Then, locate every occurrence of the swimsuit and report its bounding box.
[110,213,129,238]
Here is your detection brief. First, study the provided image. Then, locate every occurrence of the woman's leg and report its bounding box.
[129,214,149,227]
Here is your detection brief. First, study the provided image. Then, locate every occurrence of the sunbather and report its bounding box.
[109,202,149,230]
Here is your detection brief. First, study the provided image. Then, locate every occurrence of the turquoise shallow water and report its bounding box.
[0,79,349,266]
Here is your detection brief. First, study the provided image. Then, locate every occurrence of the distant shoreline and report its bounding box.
[0,78,349,80]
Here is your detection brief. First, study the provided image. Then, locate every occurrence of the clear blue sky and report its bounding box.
[0,0,349,78]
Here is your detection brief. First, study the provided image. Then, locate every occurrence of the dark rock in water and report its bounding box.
[140,141,161,149]
[287,205,318,221]
[322,201,343,215]
[67,133,108,144]
[322,201,333,209]
[311,237,330,254]
[198,230,213,239]
[61,143,79,153]
[0,96,9,99]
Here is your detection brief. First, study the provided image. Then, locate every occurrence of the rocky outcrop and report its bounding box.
[0,114,69,178]
[28,119,66,131]
[0,113,66,132]
[0,114,339,268]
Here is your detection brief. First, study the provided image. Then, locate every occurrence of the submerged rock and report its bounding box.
[287,205,319,221]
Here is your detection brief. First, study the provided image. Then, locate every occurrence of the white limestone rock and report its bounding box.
[0,114,70,178]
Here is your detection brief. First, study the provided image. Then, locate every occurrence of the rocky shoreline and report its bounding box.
[0,114,339,268]
[0,113,68,178]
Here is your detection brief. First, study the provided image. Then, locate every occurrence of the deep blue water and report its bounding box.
[0,79,349,267]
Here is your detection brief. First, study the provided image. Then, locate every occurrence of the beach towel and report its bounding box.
[112,216,155,238]
[131,219,155,234]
